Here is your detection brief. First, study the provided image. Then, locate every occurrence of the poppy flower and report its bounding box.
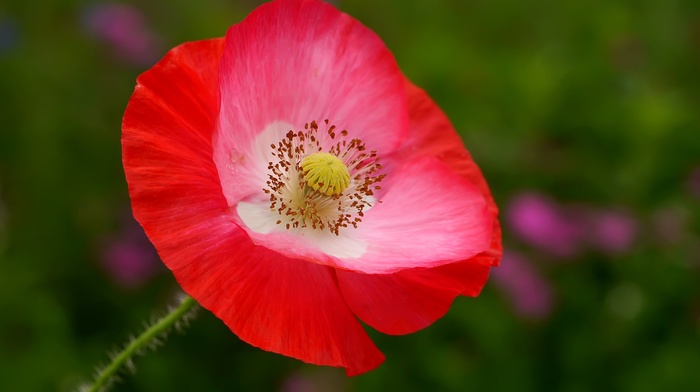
[122,0,501,376]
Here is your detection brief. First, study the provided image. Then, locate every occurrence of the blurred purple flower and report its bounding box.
[103,241,159,288]
[508,191,639,257]
[279,369,346,392]
[101,209,161,288]
[81,3,161,66]
[0,15,20,54]
[280,375,318,392]
[492,251,553,319]
[586,209,637,254]
[507,192,584,258]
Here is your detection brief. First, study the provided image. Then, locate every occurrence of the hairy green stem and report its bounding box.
[88,295,198,392]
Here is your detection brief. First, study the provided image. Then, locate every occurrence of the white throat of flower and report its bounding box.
[263,120,384,236]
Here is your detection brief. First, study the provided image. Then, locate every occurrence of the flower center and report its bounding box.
[301,152,350,196]
[264,120,384,236]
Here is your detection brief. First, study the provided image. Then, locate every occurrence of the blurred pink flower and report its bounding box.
[508,191,639,257]
[507,192,584,258]
[103,241,158,288]
[279,368,346,392]
[586,209,637,254]
[492,251,553,319]
[101,210,161,288]
[280,375,316,392]
[82,3,161,66]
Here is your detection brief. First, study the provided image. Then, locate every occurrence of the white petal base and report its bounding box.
[237,200,368,260]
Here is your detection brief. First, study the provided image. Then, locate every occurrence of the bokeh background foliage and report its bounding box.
[1,0,699,391]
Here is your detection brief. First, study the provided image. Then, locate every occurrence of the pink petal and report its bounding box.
[340,157,492,273]
[396,81,502,268]
[336,260,491,335]
[213,0,408,205]
[337,123,497,335]
[229,155,491,275]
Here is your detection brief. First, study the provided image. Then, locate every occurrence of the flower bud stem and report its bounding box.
[88,295,198,392]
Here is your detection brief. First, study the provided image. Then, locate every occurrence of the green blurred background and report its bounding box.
[1,0,699,391]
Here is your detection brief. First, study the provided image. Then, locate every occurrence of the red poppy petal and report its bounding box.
[399,80,502,268]
[123,38,226,249]
[123,38,383,375]
[337,260,491,335]
[213,0,409,205]
[189,244,385,376]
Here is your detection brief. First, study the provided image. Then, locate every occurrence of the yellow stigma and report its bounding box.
[301,152,351,196]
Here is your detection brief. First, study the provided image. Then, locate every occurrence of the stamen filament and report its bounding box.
[263,120,383,235]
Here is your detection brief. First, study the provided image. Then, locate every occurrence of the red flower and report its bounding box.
[122,0,501,376]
